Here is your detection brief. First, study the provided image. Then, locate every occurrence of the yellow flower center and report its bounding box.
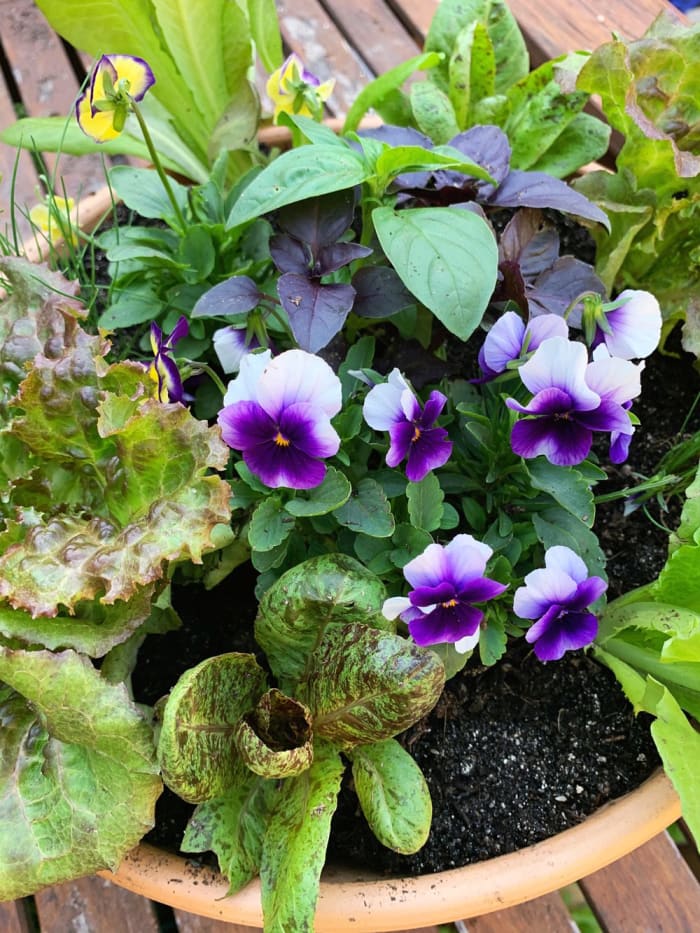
[441,598,458,608]
[411,426,422,443]
[274,431,291,447]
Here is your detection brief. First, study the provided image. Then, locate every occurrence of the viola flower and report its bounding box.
[585,345,643,463]
[218,349,342,489]
[594,289,662,360]
[149,316,188,403]
[212,326,263,374]
[266,54,334,123]
[28,196,78,246]
[506,337,641,466]
[478,311,569,379]
[76,54,155,142]
[514,546,607,661]
[363,369,452,482]
[382,535,507,652]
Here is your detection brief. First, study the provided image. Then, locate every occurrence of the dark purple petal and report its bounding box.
[405,427,452,482]
[576,399,632,434]
[277,402,340,459]
[458,577,508,603]
[270,234,311,274]
[508,386,573,417]
[511,417,593,465]
[421,390,448,426]
[489,171,611,230]
[528,610,599,661]
[278,275,355,352]
[218,400,277,451]
[409,581,456,608]
[567,576,608,611]
[244,441,327,490]
[386,419,416,469]
[168,315,189,346]
[192,275,264,318]
[408,603,483,646]
[610,429,633,464]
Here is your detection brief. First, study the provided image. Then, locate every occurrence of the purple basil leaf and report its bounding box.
[278,273,356,352]
[499,209,560,278]
[276,189,356,251]
[315,242,373,275]
[351,266,415,318]
[360,125,433,149]
[528,256,606,322]
[494,259,528,312]
[191,275,262,318]
[488,171,611,230]
[447,126,512,192]
[270,234,311,274]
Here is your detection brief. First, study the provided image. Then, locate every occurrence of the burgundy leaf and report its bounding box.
[488,171,611,230]
[447,125,512,191]
[315,242,373,275]
[278,273,356,352]
[494,260,528,313]
[499,209,561,277]
[191,275,263,318]
[276,189,356,252]
[270,234,311,274]
[360,125,433,149]
[351,266,415,318]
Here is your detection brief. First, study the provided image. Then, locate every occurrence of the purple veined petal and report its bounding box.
[256,349,342,418]
[458,576,508,603]
[507,386,574,417]
[529,610,599,661]
[443,534,493,584]
[526,313,569,349]
[543,545,590,585]
[218,400,277,451]
[609,427,634,464]
[409,581,456,608]
[511,416,593,466]
[524,603,561,643]
[382,596,412,620]
[421,390,448,426]
[482,311,526,374]
[408,603,483,646]
[403,542,451,590]
[363,370,407,430]
[244,440,328,490]
[586,347,643,406]
[514,567,578,619]
[568,576,608,611]
[405,427,452,482]
[223,349,272,407]
[518,337,600,410]
[454,628,481,654]
[386,419,417,468]
[576,398,633,435]
[600,290,661,360]
[277,402,341,459]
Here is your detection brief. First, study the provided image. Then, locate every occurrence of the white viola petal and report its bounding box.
[587,347,643,405]
[443,534,492,581]
[543,545,589,584]
[222,349,272,407]
[519,337,600,410]
[382,596,411,620]
[363,379,405,430]
[257,349,342,418]
[403,542,450,589]
[526,313,569,350]
[213,326,249,374]
[399,386,420,421]
[604,290,661,360]
[455,629,481,654]
[514,566,577,618]
[483,311,525,373]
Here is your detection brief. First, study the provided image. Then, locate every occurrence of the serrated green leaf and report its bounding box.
[334,477,395,538]
[351,739,431,854]
[249,496,296,551]
[284,467,352,517]
[158,653,267,803]
[526,458,595,527]
[373,207,498,342]
[260,741,344,933]
[407,473,445,533]
[0,648,161,900]
[310,624,445,749]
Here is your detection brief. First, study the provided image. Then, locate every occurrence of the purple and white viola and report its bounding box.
[506,336,643,466]
[593,289,661,360]
[478,310,569,379]
[363,369,452,482]
[514,545,607,661]
[382,534,507,652]
[212,326,264,374]
[218,349,342,489]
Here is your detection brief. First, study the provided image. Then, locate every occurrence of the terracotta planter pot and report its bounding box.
[100,770,680,930]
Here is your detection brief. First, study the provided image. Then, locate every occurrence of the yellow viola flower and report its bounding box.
[28,196,79,246]
[266,54,334,124]
[76,54,155,143]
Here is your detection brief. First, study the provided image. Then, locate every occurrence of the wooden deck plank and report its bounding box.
[320,0,420,75]
[0,899,32,933]
[34,875,160,933]
[276,0,373,117]
[464,892,574,931]
[579,831,700,933]
[0,79,38,240]
[174,909,262,931]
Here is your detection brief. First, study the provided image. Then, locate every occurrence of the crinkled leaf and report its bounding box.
[653,545,700,614]
[373,206,498,341]
[278,274,356,353]
[670,464,700,553]
[310,623,445,749]
[598,601,700,666]
[260,741,343,933]
[0,648,161,900]
[158,653,267,803]
[406,472,444,533]
[284,467,351,517]
[255,554,389,688]
[526,458,595,528]
[529,112,610,179]
[182,772,274,893]
[234,689,314,778]
[351,739,431,854]
[334,477,396,538]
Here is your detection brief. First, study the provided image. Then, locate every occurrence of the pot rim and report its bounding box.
[100,767,680,931]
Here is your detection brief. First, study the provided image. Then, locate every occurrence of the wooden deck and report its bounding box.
[1,0,698,931]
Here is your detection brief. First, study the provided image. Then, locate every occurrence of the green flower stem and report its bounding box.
[183,360,227,397]
[131,101,187,232]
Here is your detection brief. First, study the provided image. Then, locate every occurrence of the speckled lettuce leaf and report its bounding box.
[260,741,344,933]
[254,554,391,688]
[234,689,314,778]
[309,623,445,750]
[182,772,275,894]
[0,647,161,900]
[351,739,431,854]
[158,653,268,803]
